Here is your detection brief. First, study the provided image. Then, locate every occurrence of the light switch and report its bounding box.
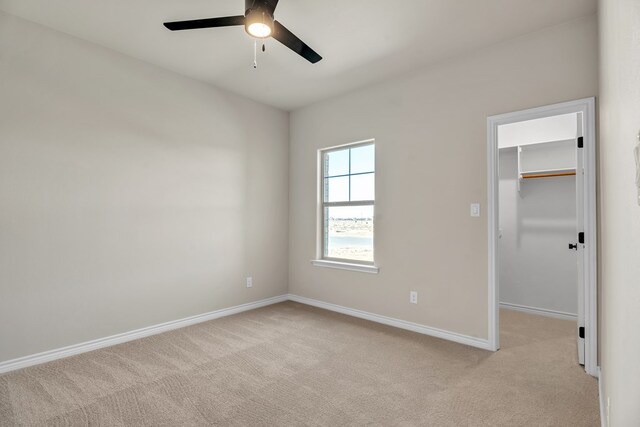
[470,203,481,217]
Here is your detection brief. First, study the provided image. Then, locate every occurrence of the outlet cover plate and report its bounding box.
[471,203,481,217]
[409,291,418,304]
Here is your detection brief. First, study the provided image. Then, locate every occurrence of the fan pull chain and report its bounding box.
[252,11,267,68]
[253,39,258,68]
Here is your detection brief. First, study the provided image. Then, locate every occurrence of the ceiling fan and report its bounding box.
[163,0,322,64]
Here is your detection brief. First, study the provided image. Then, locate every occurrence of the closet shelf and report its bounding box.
[520,168,576,180]
[515,138,578,192]
[500,137,576,150]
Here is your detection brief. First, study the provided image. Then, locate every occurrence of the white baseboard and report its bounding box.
[499,302,577,321]
[288,294,492,351]
[0,295,288,374]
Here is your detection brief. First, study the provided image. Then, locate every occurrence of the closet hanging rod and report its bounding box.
[522,171,577,179]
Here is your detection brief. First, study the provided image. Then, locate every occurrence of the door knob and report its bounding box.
[568,243,578,250]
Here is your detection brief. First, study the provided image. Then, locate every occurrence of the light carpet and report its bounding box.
[0,302,599,426]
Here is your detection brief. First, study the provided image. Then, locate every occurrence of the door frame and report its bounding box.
[486,97,598,377]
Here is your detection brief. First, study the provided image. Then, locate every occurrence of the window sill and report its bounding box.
[311,260,379,274]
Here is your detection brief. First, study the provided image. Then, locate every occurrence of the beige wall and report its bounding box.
[598,0,640,424]
[0,12,289,363]
[289,16,598,341]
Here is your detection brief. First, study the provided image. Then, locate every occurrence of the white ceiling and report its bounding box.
[0,0,596,111]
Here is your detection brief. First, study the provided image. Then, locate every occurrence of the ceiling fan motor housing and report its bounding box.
[244,0,274,14]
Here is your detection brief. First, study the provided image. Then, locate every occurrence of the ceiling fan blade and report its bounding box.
[272,21,322,64]
[164,16,245,31]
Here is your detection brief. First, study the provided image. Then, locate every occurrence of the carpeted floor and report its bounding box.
[0,302,599,426]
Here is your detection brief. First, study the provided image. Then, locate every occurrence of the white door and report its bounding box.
[575,114,585,365]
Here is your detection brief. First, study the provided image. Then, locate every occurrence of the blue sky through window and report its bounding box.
[324,144,374,219]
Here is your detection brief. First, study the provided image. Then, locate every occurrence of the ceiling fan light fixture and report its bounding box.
[245,8,274,38]
[247,22,272,38]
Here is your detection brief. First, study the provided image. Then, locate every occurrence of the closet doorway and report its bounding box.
[487,98,597,377]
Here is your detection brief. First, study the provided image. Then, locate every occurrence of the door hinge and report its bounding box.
[579,326,585,339]
[577,136,584,148]
[578,232,585,244]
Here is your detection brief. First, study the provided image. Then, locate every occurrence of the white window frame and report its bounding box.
[312,139,378,273]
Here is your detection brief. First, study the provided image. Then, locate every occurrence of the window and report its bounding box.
[320,141,375,265]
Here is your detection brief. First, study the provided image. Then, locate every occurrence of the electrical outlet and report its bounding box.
[246,277,253,288]
[470,203,481,217]
[409,291,418,304]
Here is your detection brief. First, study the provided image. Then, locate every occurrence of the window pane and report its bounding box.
[350,144,375,174]
[325,149,349,177]
[350,173,375,201]
[324,205,374,262]
[324,176,349,202]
